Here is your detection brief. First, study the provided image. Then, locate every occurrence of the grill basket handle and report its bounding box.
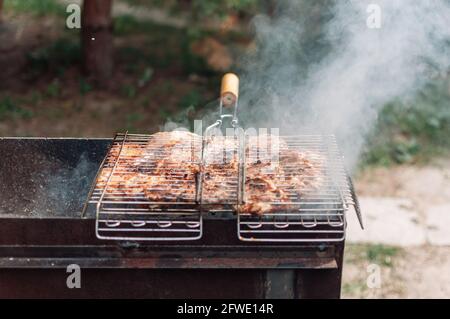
[220,73,239,107]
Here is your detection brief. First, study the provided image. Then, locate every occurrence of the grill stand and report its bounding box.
[0,138,346,298]
[0,216,344,299]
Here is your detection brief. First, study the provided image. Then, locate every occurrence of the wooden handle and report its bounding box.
[220,73,239,106]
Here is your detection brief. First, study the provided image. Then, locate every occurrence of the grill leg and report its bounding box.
[295,242,345,299]
[264,269,296,299]
[295,268,342,299]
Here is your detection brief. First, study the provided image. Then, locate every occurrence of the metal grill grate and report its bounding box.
[85,132,360,242]
[237,135,350,242]
[88,132,203,241]
[198,135,242,209]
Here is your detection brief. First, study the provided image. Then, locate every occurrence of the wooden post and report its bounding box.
[0,0,4,23]
[81,0,113,87]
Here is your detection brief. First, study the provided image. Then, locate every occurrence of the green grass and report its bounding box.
[137,67,154,88]
[366,245,400,267]
[120,84,137,99]
[342,280,368,297]
[343,244,405,298]
[4,0,65,16]
[361,79,450,167]
[114,14,217,75]
[45,79,62,98]
[114,14,181,37]
[125,112,142,132]
[26,38,81,78]
[346,244,401,267]
[79,78,93,96]
[0,97,33,120]
[178,90,203,110]
[114,14,149,36]
[121,0,258,19]
[190,0,258,19]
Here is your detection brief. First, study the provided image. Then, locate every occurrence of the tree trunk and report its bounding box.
[0,0,4,23]
[81,0,113,87]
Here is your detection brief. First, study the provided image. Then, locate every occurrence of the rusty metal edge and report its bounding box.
[0,257,337,269]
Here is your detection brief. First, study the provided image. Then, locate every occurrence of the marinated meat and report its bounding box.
[98,131,201,202]
[241,134,323,214]
[96,131,323,215]
[202,135,240,203]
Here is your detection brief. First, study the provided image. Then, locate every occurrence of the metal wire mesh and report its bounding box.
[237,135,349,242]
[86,132,357,242]
[89,132,203,241]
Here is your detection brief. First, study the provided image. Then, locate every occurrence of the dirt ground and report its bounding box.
[355,158,450,205]
[343,245,450,298]
[344,160,450,298]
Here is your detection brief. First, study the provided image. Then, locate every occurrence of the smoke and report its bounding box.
[238,0,450,169]
[45,153,98,216]
[28,153,96,217]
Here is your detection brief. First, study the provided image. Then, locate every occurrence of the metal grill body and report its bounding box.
[0,137,350,298]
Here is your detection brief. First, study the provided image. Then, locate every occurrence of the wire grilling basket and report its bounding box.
[239,135,350,242]
[83,74,362,242]
[85,132,202,241]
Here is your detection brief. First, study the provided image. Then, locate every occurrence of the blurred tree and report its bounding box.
[0,0,3,22]
[125,0,259,21]
[81,0,113,87]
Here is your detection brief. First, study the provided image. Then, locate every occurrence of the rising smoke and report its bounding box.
[238,0,450,169]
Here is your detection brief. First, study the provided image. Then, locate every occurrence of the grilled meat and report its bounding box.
[97,131,323,215]
[202,136,240,204]
[241,134,323,214]
[99,131,201,202]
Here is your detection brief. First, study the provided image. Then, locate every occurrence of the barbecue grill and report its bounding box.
[0,74,362,298]
[83,74,362,243]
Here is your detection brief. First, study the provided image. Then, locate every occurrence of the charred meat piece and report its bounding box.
[96,131,324,215]
[98,131,201,202]
[241,134,324,215]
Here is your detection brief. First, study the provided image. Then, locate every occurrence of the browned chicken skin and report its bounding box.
[97,131,323,215]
